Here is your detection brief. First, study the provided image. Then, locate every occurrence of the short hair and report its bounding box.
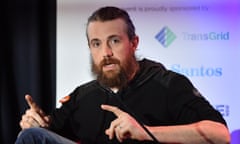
[86,6,136,40]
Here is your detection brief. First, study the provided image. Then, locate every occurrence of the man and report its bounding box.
[15,6,230,144]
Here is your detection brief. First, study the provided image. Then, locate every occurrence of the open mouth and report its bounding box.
[103,63,117,71]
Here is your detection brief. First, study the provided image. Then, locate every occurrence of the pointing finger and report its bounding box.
[24,94,49,126]
[25,94,36,109]
[25,94,39,110]
[101,104,122,117]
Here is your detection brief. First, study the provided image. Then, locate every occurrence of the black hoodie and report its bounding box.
[49,58,227,144]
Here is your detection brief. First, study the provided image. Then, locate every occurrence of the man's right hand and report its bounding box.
[19,94,51,129]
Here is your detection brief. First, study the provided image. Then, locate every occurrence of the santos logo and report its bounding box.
[155,26,176,48]
[170,64,222,77]
[182,32,230,40]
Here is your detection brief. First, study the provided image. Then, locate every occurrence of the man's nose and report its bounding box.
[102,44,113,58]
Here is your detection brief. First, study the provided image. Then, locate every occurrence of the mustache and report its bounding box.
[100,57,120,67]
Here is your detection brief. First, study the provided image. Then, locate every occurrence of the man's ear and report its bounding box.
[131,35,139,51]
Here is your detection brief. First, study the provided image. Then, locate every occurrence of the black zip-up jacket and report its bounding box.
[49,58,227,144]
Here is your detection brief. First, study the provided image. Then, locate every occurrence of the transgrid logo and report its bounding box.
[155,26,176,48]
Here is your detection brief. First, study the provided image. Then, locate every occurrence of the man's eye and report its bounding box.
[91,41,100,48]
[109,38,120,45]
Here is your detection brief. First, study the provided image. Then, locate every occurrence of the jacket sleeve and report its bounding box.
[166,72,227,126]
[48,86,81,141]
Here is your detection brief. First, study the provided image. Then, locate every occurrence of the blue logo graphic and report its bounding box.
[215,105,230,117]
[155,26,176,48]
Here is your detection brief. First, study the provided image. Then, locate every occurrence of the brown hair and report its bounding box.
[86,6,136,41]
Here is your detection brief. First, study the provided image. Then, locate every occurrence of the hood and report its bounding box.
[131,58,167,88]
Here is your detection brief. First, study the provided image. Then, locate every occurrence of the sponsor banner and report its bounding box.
[57,0,240,136]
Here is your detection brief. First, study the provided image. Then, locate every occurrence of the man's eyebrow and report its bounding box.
[90,35,121,43]
[90,38,100,43]
[108,35,121,39]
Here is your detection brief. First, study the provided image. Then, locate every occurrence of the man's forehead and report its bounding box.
[87,19,127,40]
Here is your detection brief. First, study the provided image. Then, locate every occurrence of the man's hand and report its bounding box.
[101,104,149,142]
[19,94,51,129]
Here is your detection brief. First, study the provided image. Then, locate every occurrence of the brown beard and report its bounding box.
[91,56,137,89]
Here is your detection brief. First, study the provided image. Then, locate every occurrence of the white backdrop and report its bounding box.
[57,0,240,140]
